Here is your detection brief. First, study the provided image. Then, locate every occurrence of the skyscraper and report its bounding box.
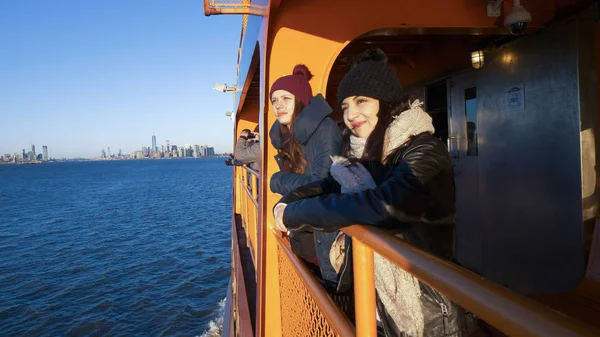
[42,146,48,161]
[31,144,36,158]
[152,135,157,153]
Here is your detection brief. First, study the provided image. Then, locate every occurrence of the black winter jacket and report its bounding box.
[269,94,342,196]
[279,133,475,336]
[280,133,455,258]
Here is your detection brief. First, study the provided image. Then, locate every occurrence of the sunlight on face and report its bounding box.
[271,90,296,126]
[341,96,379,138]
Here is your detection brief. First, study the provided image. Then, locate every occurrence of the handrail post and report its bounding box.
[251,173,258,200]
[235,167,241,214]
[353,237,377,337]
[251,173,258,263]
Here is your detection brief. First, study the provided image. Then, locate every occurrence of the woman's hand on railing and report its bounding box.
[273,203,288,232]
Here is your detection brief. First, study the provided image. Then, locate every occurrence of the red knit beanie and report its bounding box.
[269,64,313,106]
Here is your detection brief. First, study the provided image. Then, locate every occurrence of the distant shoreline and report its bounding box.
[0,156,230,165]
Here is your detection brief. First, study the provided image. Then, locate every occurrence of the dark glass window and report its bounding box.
[465,87,478,156]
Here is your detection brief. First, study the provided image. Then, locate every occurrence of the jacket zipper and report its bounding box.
[440,301,449,335]
[423,284,450,335]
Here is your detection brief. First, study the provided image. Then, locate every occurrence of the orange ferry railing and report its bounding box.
[274,233,355,337]
[235,165,259,268]
[260,222,600,337]
[342,225,600,337]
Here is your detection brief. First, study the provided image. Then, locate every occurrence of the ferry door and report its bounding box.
[448,72,483,274]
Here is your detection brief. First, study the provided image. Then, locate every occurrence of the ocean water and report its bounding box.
[0,158,232,336]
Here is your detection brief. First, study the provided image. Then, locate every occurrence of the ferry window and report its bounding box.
[426,81,449,145]
[465,87,478,156]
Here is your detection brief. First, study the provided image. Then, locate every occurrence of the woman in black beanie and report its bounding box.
[273,49,476,337]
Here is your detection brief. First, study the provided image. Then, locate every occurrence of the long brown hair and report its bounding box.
[278,99,307,174]
[341,99,410,162]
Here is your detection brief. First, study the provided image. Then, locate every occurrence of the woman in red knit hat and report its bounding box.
[269,64,342,270]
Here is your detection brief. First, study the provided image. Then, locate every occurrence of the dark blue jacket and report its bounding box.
[269,94,341,195]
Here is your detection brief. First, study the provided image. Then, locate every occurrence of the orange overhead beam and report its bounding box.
[269,0,556,45]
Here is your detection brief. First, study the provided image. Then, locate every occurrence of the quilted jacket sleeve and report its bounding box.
[270,118,342,195]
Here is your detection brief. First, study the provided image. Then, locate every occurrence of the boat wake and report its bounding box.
[198,297,226,337]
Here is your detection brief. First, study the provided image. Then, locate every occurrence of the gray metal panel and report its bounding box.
[576,12,600,262]
[474,21,585,294]
[449,73,485,275]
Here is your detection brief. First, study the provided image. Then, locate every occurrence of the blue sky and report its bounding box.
[0,1,241,158]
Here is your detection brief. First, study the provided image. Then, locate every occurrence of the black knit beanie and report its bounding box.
[337,49,403,106]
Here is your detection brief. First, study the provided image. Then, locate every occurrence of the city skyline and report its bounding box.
[1,126,232,159]
[2,143,48,163]
[99,134,217,160]
[1,133,221,161]
[0,1,240,159]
